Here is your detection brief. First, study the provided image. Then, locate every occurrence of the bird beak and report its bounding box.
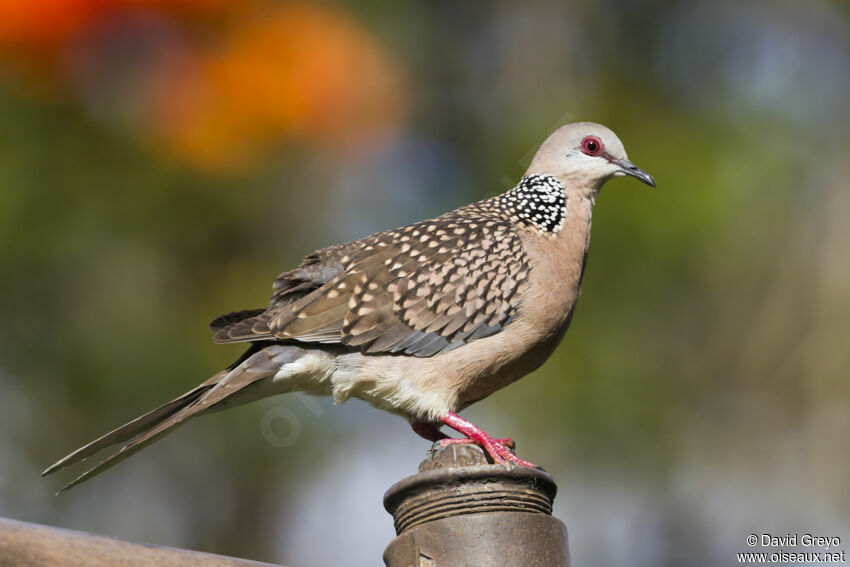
[611,158,656,188]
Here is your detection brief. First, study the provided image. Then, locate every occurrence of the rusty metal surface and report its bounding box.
[384,512,570,567]
[0,517,285,567]
[383,443,570,567]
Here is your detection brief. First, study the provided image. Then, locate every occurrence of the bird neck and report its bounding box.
[494,174,568,234]
[517,185,595,340]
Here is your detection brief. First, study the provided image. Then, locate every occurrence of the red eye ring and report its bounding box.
[581,136,603,156]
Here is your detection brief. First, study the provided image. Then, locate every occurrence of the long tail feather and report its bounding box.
[44,345,302,494]
[41,374,223,477]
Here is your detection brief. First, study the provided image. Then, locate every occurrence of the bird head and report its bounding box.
[527,122,655,195]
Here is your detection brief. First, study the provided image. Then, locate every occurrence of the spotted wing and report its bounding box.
[216,208,530,357]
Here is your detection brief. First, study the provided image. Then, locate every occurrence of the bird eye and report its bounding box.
[581,136,603,156]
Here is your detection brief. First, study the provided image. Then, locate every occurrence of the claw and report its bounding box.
[489,441,536,468]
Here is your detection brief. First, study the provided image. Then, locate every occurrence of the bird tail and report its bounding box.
[42,344,301,494]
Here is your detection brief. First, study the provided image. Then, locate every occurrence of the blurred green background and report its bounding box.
[1,1,849,565]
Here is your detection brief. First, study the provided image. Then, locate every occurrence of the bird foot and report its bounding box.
[438,436,515,450]
[439,412,538,468]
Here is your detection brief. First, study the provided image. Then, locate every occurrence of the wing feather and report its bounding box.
[212,202,530,357]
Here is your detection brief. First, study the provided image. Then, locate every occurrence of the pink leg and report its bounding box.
[413,421,515,448]
[440,412,537,468]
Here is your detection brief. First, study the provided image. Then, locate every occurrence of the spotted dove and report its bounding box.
[44,122,655,492]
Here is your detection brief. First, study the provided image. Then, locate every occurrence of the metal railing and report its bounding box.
[0,518,284,567]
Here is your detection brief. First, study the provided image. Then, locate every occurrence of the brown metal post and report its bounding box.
[383,443,570,567]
